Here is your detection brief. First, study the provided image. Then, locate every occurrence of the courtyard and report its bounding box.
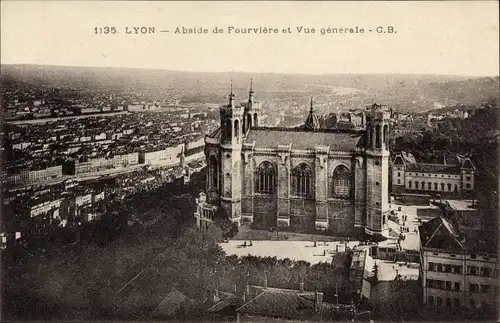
[220,200,471,281]
[220,240,420,281]
[220,239,358,264]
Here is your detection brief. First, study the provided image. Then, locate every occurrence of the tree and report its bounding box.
[213,212,239,240]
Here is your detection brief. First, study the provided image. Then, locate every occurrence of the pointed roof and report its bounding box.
[149,287,188,318]
[419,217,465,252]
[207,292,241,313]
[461,158,475,170]
[392,151,417,165]
[249,78,254,98]
[228,80,235,106]
[304,97,320,130]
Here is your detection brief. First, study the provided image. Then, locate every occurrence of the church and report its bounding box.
[195,81,391,237]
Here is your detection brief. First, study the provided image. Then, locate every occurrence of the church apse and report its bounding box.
[196,83,392,238]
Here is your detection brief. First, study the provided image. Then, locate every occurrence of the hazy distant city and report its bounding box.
[1,64,499,322]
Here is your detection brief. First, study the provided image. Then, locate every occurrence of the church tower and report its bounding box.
[219,81,243,225]
[304,97,320,130]
[243,79,260,133]
[365,103,390,236]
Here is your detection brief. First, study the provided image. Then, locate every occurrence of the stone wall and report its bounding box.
[253,195,277,227]
[328,199,355,233]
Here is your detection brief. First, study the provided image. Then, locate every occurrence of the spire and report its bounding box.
[304,97,320,131]
[229,80,235,106]
[248,78,254,105]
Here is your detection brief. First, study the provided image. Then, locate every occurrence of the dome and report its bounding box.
[304,97,320,130]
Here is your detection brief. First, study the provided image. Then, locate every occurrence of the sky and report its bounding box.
[1,1,499,76]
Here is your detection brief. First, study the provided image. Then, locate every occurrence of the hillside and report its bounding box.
[1,64,498,112]
[420,76,499,106]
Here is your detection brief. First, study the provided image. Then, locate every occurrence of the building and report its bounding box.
[28,165,63,182]
[196,81,392,237]
[139,145,183,166]
[195,193,217,230]
[6,165,62,186]
[30,199,63,218]
[348,249,372,306]
[236,283,324,321]
[391,152,475,198]
[419,216,499,311]
[75,157,115,175]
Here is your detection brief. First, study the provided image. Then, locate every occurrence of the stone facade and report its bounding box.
[196,82,391,237]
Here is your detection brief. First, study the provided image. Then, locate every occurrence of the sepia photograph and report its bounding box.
[1,1,499,322]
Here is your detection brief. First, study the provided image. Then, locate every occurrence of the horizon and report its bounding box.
[1,1,499,77]
[2,63,499,79]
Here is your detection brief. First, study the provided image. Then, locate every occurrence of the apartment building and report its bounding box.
[6,165,62,186]
[139,144,183,166]
[419,217,498,311]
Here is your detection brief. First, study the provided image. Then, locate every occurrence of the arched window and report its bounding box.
[421,181,425,190]
[375,125,381,148]
[332,165,350,198]
[447,183,452,191]
[415,181,419,189]
[409,180,412,189]
[247,114,252,129]
[454,184,458,192]
[208,155,218,189]
[253,113,258,127]
[383,124,389,147]
[440,183,445,191]
[428,182,432,190]
[256,162,276,194]
[434,183,438,190]
[292,163,313,197]
[234,119,239,140]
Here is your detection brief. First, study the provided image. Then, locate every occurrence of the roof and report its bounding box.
[419,217,465,252]
[420,216,498,255]
[461,158,475,170]
[207,293,241,312]
[304,112,320,130]
[236,287,322,320]
[393,152,417,164]
[207,127,222,139]
[405,163,460,175]
[244,128,363,152]
[149,287,187,318]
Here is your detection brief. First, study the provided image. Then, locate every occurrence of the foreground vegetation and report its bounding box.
[394,105,499,236]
